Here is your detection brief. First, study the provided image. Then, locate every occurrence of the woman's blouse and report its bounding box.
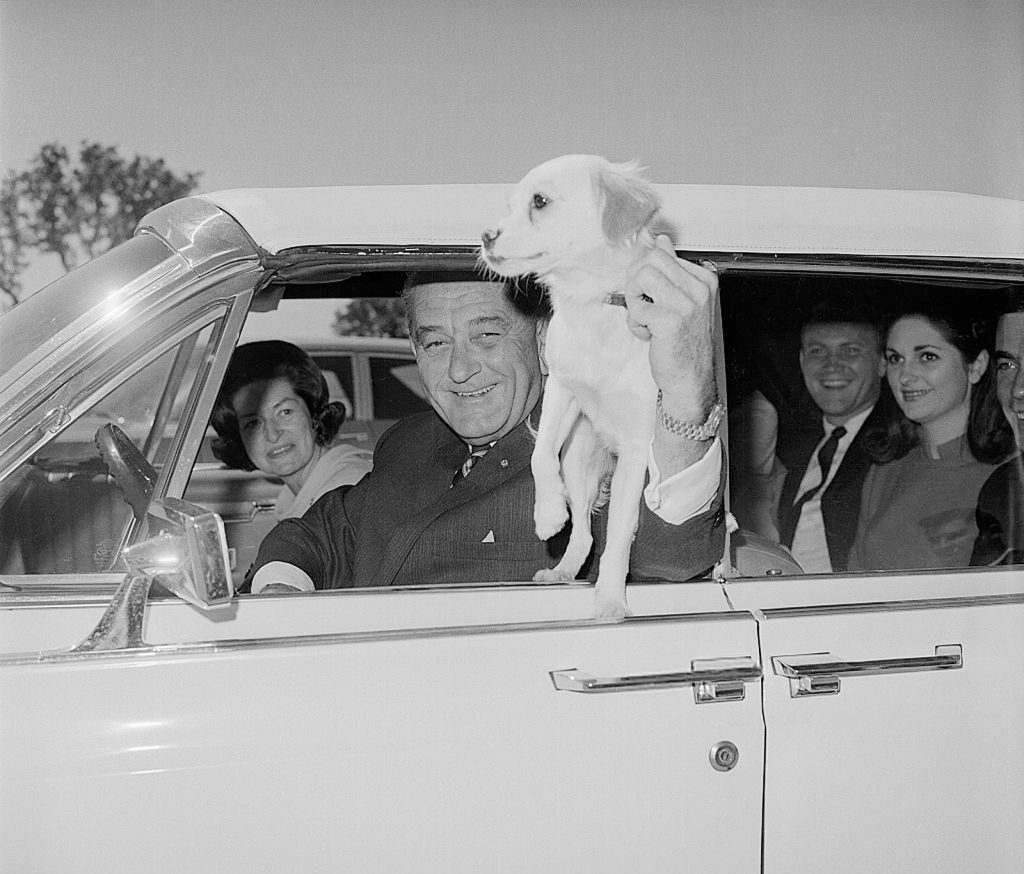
[847,435,994,571]
[274,442,373,520]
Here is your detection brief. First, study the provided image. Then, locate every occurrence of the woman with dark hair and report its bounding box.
[211,341,373,520]
[971,306,1024,565]
[847,310,1012,571]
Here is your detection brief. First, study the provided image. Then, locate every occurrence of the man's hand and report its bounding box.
[624,235,718,414]
[624,234,720,477]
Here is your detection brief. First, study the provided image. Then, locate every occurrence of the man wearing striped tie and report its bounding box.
[246,249,725,594]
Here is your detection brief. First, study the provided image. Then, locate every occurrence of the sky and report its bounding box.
[1,0,1022,294]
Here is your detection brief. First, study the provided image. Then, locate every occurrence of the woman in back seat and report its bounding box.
[848,310,1013,571]
[211,341,373,520]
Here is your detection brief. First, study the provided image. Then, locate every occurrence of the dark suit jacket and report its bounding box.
[971,454,1024,566]
[777,403,885,572]
[246,408,725,589]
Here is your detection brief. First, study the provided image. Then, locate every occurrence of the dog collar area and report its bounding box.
[603,292,654,307]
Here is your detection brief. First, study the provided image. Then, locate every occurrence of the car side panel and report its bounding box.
[744,575,1024,873]
[1,608,765,873]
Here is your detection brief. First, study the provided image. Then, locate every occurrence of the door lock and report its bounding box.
[709,740,739,772]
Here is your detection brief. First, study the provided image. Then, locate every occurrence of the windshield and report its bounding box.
[0,234,174,375]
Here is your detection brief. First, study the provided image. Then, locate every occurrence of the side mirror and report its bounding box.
[70,498,233,653]
[132,497,233,609]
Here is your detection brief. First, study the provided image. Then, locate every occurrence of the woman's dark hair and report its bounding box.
[210,341,346,471]
[864,310,1014,464]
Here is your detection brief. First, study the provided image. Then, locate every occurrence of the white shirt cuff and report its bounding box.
[643,437,722,524]
[250,561,315,594]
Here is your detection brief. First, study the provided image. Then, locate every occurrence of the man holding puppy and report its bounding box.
[246,236,725,594]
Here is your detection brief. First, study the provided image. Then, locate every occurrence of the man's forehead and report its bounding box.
[409,281,519,318]
[996,312,1024,349]
[802,321,878,342]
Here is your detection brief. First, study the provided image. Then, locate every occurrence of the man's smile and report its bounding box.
[455,385,497,398]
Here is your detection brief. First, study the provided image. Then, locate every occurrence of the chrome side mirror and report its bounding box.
[71,497,232,653]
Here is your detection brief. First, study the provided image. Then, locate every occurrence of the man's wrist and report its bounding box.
[656,391,725,441]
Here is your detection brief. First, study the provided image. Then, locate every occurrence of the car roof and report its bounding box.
[201,183,1024,261]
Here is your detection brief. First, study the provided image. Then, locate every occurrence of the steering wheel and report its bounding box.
[94,424,158,522]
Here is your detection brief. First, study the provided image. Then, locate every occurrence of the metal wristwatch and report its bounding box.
[656,391,725,441]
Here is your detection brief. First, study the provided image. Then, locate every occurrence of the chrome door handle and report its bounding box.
[550,657,761,704]
[772,644,962,697]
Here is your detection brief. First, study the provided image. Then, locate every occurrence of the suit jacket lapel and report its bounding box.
[369,414,536,587]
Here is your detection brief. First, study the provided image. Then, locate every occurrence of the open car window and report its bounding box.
[722,271,1023,576]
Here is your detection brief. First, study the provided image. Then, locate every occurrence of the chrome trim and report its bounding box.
[678,251,1023,281]
[550,659,762,694]
[136,197,260,276]
[772,644,962,697]
[0,610,752,667]
[265,245,1024,282]
[761,590,1024,620]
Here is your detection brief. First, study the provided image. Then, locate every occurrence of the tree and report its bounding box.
[332,298,409,338]
[0,141,202,307]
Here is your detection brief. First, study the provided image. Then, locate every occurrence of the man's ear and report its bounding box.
[598,162,659,244]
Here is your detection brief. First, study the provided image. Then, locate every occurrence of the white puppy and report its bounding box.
[480,154,662,618]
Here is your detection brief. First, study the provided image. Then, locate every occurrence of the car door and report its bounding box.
[727,571,1024,874]
[2,582,765,873]
[720,260,1024,873]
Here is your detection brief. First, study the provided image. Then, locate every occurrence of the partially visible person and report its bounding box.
[971,306,1024,565]
[774,301,887,573]
[211,341,373,521]
[245,245,726,595]
[848,310,1012,571]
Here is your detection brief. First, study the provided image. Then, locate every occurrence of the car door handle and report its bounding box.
[772,644,962,697]
[550,657,761,703]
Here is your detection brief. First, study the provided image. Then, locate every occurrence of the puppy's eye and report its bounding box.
[532,194,550,210]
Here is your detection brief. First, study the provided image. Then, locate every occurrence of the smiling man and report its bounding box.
[245,259,726,595]
[971,305,1024,566]
[777,300,886,573]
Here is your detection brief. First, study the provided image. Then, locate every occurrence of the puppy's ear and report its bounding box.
[598,162,659,244]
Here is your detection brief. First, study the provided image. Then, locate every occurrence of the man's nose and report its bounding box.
[448,340,482,383]
[1013,370,1024,398]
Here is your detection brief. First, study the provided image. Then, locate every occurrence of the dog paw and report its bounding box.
[534,497,569,540]
[593,595,631,621]
[532,567,575,582]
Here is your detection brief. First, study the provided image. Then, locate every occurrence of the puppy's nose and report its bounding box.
[481,228,501,249]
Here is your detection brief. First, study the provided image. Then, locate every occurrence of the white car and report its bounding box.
[1,183,1022,873]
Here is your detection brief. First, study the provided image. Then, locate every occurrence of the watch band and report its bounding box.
[656,391,725,441]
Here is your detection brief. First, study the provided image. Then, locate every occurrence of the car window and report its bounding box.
[0,321,219,575]
[369,355,426,419]
[721,273,1023,577]
[312,353,356,414]
[0,234,173,376]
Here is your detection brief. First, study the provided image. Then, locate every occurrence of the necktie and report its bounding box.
[791,425,847,517]
[452,446,488,486]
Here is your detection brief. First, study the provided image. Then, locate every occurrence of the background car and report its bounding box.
[1,183,1022,873]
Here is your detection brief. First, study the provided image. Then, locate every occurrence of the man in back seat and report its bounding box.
[776,300,887,573]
